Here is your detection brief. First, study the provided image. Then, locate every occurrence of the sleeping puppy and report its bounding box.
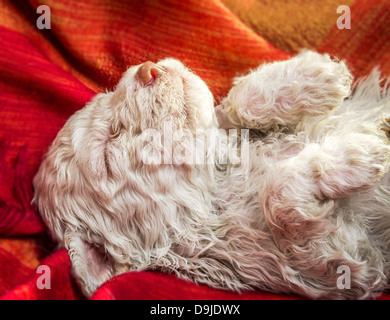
[34,53,390,299]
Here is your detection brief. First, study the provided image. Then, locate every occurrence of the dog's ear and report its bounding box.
[108,79,142,139]
[65,229,115,297]
[108,85,127,139]
[72,93,128,192]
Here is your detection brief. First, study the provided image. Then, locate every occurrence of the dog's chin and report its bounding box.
[151,60,216,131]
[112,58,216,135]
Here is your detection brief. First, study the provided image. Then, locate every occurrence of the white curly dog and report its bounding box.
[33,51,390,299]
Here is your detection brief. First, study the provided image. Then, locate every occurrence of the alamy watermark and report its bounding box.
[36,265,51,290]
[337,265,351,290]
[36,4,351,31]
[36,5,51,30]
[138,122,250,169]
[337,5,351,30]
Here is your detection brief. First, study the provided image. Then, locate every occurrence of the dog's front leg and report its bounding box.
[217,51,352,130]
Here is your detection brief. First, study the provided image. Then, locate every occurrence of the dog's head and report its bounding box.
[109,58,216,137]
[33,59,221,293]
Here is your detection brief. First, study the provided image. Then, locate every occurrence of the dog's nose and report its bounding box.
[136,61,162,86]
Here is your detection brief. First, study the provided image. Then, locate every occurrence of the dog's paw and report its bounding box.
[316,133,390,199]
[218,51,353,131]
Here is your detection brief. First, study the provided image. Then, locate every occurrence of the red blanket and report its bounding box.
[0,0,389,300]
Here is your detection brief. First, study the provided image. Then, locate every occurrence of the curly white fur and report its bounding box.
[33,52,390,299]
